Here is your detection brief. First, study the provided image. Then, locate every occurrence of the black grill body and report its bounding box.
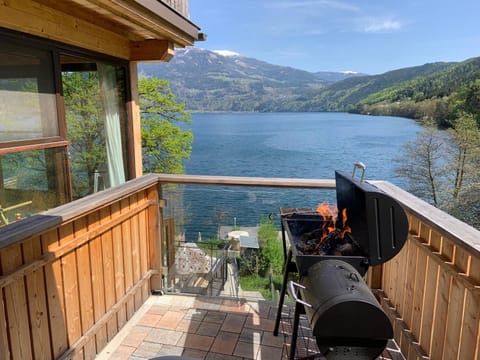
[275,170,409,360]
[300,260,393,359]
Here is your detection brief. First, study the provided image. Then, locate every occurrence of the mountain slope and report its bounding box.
[300,62,454,111]
[139,48,353,111]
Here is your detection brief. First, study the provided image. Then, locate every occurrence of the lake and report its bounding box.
[170,112,422,241]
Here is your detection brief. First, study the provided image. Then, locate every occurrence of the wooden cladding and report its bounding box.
[372,182,480,360]
[0,182,160,360]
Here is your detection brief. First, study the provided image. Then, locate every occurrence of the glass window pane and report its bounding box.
[0,39,59,141]
[0,147,68,226]
[62,56,128,199]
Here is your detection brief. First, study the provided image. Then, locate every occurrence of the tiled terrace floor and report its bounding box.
[97,294,404,360]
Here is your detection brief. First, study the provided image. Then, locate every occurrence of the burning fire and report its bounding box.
[316,202,351,243]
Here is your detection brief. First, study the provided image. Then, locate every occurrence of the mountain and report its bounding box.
[301,62,455,111]
[138,48,358,112]
[138,48,480,120]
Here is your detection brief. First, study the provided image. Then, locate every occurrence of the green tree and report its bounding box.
[447,113,480,200]
[63,71,105,198]
[395,119,448,207]
[139,77,193,174]
[257,217,283,276]
[396,114,480,229]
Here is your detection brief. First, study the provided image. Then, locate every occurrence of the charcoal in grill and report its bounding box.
[298,229,363,256]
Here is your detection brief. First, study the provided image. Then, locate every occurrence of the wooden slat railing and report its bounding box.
[0,174,161,360]
[371,181,480,360]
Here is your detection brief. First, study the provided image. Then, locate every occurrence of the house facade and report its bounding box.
[0,0,201,225]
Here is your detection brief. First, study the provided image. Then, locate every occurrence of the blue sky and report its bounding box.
[189,0,480,75]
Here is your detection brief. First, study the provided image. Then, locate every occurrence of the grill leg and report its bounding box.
[289,300,302,360]
[274,249,293,336]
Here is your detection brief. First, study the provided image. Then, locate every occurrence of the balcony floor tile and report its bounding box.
[97,293,403,360]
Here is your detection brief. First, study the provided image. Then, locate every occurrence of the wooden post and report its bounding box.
[148,185,162,291]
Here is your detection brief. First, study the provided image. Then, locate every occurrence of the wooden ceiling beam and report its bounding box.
[130,40,174,62]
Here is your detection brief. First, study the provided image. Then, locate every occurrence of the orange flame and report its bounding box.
[315,202,351,243]
[316,202,337,243]
[340,207,351,238]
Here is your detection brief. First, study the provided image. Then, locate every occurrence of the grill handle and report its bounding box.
[352,162,366,182]
[288,281,312,308]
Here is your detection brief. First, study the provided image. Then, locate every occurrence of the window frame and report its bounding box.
[0,27,133,202]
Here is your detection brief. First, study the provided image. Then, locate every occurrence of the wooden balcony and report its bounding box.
[0,174,479,359]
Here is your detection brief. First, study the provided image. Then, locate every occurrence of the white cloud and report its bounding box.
[362,19,402,33]
[269,0,359,12]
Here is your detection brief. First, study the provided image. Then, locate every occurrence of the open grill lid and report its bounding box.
[335,170,408,266]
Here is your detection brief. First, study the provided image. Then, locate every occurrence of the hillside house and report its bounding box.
[1,1,480,360]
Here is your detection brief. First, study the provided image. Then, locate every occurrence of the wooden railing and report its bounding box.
[0,174,162,360]
[371,181,480,360]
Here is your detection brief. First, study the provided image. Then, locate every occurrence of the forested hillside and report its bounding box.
[139,49,480,125]
[300,62,453,111]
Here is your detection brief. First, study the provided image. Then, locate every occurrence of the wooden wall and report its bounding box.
[0,176,161,360]
[372,181,480,360]
[0,0,130,59]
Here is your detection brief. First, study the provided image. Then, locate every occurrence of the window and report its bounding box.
[0,31,131,226]
[61,55,128,199]
[0,38,59,141]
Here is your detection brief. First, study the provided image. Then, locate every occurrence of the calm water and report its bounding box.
[172,112,421,241]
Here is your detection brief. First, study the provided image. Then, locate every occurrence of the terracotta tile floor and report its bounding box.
[97,294,404,360]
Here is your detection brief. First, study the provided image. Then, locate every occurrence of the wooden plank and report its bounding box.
[459,290,480,359]
[23,237,52,359]
[429,267,451,359]
[402,239,418,330]
[455,246,471,275]
[393,242,408,315]
[419,257,438,354]
[442,237,455,263]
[59,223,82,348]
[88,211,107,353]
[419,221,431,245]
[130,194,141,284]
[411,243,428,339]
[137,191,150,300]
[471,256,480,284]
[42,229,69,358]
[408,213,420,235]
[111,201,127,329]
[429,230,442,253]
[1,244,33,360]
[74,217,96,358]
[0,291,10,359]
[120,197,135,319]
[99,206,118,341]
[442,277,466,360]
[147,186,161,290]
[129,193,143,310]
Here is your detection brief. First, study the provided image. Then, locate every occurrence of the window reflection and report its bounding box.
[0,147,68,226]
[0,40,58,141]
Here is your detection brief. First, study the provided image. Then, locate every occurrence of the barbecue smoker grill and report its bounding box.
[274,166,409,360]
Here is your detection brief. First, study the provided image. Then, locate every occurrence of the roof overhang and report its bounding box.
[0,0,203,61]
